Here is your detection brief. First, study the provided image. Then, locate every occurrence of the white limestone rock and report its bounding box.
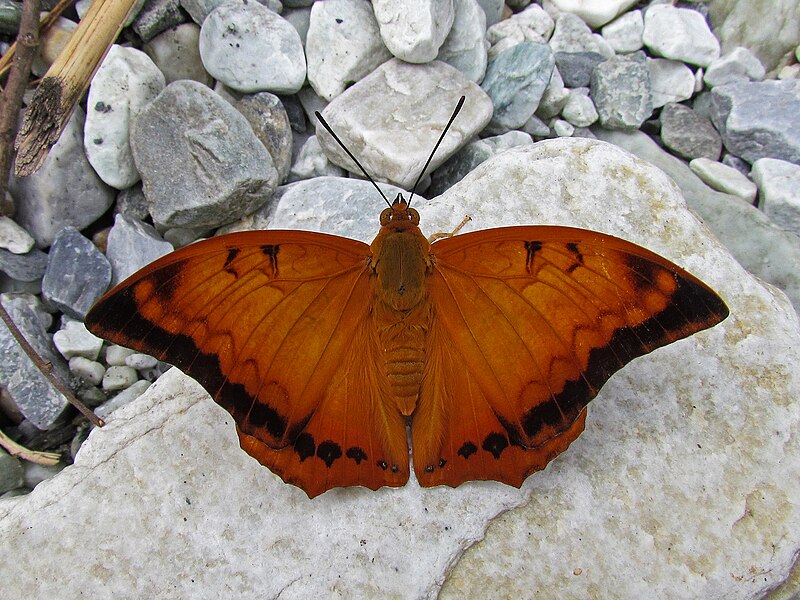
[600,9,643,54]
[648,58,696,108]
[0,217,34,255]
[316,59,492,189]
[752,158,800,236]
[102,366,140,392]
[704,46,766,88]
[199,3,306,94]
[438,0,488,83]
[69,356,106,387]
[642,4,721,67]
[372,0,455,63]
[84,45,165,190]
[53,319,104,361]
[546,0,638,28]
[306,0,391,101]
[287,136,346,183]
[561,87,598,127]
[548,12,615,58]
[143,23,212,86]
[2,139,797,599]
[486,3,554,49]
[689,157,758,203]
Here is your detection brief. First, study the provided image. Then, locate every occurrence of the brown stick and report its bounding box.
[0,0,41,204]
[0,427,61,465]
[0,0,77,81]
[14,0,139,177]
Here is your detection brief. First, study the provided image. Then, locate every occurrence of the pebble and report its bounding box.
[642,4,720,68]
[551,118,574,137]
[53,318,104,361]
[0,216,34,255]
[372,0,455,63]
[105,345,136,366]
[105,214,173,285]
[69,356,106,386]
[216,88,293,183]
[125,353,159,370]
[554,51,606,88]
[41,227,112,320]
[481,41,554,133]
[438,0,489,83]
[590,51,653,130]
[648,58,695,108]
[143,23,212,86]
[199,3,306,94]
[283,7,312,44]
[561,88,598,127]
[703,46,766,88]
[0,450,23,495]
[659,102,722,161]
[130,80,279,229]
[709,80,800,165]
[9,107,114,248]
[0,294,70,429]
[306,0,391,101]
[317,59,492,189]
[132,0,184,42]
[600,9,643,54]
[547,0,638,29]
[548,13,614,58]
[0,246,47,282]
[535,67,569,119]
[102,366,140,391]
[751,158,800,236]
[689,157,758,203]
[485,4,553,50]
[94,379,151,420]
[115,185,150,221]
[288,136,346,183]
[476,0,503,27]
[31,17,77,77]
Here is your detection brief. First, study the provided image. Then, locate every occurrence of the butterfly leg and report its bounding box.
[428,215,472,243]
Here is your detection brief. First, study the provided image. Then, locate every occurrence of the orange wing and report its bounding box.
[85,231,409,498]
[413,226,728,489]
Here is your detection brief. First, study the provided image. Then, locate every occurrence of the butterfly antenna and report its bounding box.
[315,111,392,208]
[407,95,465,208]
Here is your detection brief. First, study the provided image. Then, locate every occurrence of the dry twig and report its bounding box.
[0,427,61,466]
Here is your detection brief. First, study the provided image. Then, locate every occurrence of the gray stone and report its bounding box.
[216,88,293,183]
[0,293,70,429]
[125,353,159,370]
[0,217,33,255]
[199,3,305,94]
[84,45,165,190]
[600,9,643,54]
[372,0,455,63]
[131,80,279,229]
[648,58,696,108]
[41,227,112,319]
[535,67,569,120]
[438,0,488,83]
[709,80,800,165]
[5,140,800,600]
[105,214,173,286]
[316,59,492,189]
[115,185,150,221]
[590,51,653,130]
[0,247,46,282]
[143,23,212,86]
[551,118,574,137]
[752,158,800,235]
[0,450,23,495]
[594,128,800,313]
[31,17,78,78]
[475,0,503,27]
[485,3,553,50]
[553,51,606,88]
[561,88,598,127]
[306,0,391,101]
[721,153,751,175]
[707,0,800,73]
[282,7,311,44]
[131,0,184,42]
[660,102,722,161]
[521,114,550,137]
[642,4,721,67]
[547,0,638,28]
[548,12,614,58]
[94,379,151,420]
[288,136,346,183]
[481,41,554,133]
[704,46,766,87]
[9,107,114,248]
[689,157,757,202]
[180,0,234,25]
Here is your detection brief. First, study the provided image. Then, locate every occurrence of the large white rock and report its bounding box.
[2,139,798,598]
[84,45,165,190]
[372,0,455,63]
[547,0,639,28]
[752,157,800,236]
[306,0,391,101]
[643,4,721,67]
[648,57,696,108]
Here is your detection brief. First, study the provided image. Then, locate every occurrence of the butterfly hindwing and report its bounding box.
[414,226,728,488]
[85,230,410,497]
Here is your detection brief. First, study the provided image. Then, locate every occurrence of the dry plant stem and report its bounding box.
[0,0,41,203]
[0,0,77,80]
[0,306,105,427]
[0,427,60,465]
[14,0,139,176]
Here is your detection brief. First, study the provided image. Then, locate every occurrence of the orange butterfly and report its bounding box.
[85,100,728,498]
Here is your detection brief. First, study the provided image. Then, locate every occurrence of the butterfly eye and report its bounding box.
[380,208,392,226]
[409,208,420,224]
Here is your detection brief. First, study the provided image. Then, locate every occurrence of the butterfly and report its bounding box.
[84,99,729,498]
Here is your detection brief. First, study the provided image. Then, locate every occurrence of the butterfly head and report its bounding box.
[380,194,420,230]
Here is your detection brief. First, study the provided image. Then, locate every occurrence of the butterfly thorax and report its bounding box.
[369,194,433,416]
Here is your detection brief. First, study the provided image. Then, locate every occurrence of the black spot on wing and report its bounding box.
[316,440,342,467]
[457,441,477,459]
[294,432,315,462]
[260,244,280,274]
[346,446,367,464]
[524,241,542,274]
[224,248,240,273]
[377,460,388,471]
[482,432,509,459]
